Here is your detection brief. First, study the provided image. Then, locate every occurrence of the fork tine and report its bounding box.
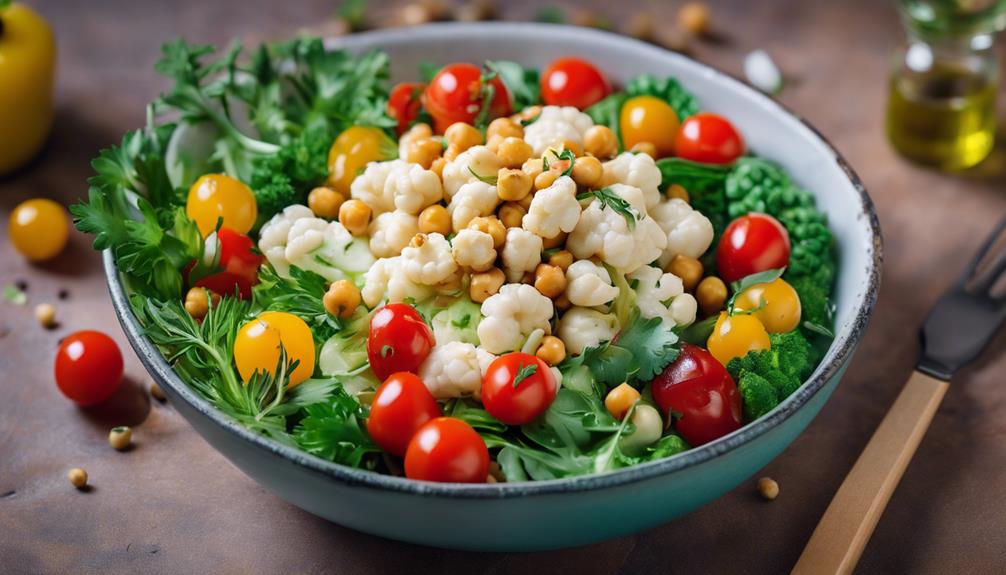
[960,217,1006,287]
[973,248,1006,292]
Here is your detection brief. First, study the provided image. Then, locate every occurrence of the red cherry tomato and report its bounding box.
[716,213,791,284]
[650,344,742,446]
[388,82,426,136]
[367,303,436,381]
[405,417,490,483]
[367,372,442,456]
[192,227,263,299]
[675,113,746,164]
[422,63,512,133]
[540,57,611,110]
[481,352,558,425]
[54,330,125,406]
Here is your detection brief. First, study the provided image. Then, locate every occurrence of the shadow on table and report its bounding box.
[78,375,152,429]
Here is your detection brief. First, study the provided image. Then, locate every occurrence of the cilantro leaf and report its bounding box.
[614,309,680,382]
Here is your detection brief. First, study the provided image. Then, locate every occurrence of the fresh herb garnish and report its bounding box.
[3,285,27,306]
[468,165,498,185]
[576,187,641,230]
[512,363,538,388]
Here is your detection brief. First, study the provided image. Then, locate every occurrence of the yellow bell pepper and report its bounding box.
[0,2,55,176]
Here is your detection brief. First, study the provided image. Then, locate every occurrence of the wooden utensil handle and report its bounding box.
[791,370,949,575]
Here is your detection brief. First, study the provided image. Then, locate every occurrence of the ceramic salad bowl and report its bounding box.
[104,22,881,551]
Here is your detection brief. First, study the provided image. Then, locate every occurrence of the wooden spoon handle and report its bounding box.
[791,370,949,575]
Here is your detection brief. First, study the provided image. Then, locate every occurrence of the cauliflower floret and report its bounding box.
[557,307,619,355]
[477,284,554,354]
[523,106,594,156]
[418,342,486,399]
[441,145,503,199]
[565,260,620,307]
[451,229,497,272]
[601,152,662,210]
[400,233,458,286]
[650,198,715,268]
[361,256,434,308]
[350,160,443,216]
[501,227,543,283]
[448,180,501,232]
[259,204,375,282]
[567,184,666,274]
[629,265,697,328]
[521,175,581,239]
[369,210,420,258]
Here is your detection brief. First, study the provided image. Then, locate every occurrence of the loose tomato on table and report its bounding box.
[327,126,397,196]
[190,227,263,299]
[619,95,680,158]
[732,277,802,333]
[186,173,258,237]
[234,311,316,388]
[706,312,771,367]
[650,344,742,446]
[54,330,124,406]
[404,417,490,483]
[541,57,611,110]
[9,198,69,261]
[367,303,436,381]
[422,63,511,133]
[367,372,442,456]
[674,113,745,164]
[388,82,426,136]
[481,352,558,425]
[716,213,791,284]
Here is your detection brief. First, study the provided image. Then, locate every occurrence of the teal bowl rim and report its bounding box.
[102,22,883,499]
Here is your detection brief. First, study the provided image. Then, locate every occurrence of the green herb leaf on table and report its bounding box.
[3,285,27,306]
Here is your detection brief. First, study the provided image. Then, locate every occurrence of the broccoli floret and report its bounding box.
[727,330,813,418]
[249,125,334,225]
[737,372,779,420]
[781,207,835,290]
[789,275,832,330]
[626,75,699,121]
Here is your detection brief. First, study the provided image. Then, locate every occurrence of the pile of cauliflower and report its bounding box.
[258,106,714,400]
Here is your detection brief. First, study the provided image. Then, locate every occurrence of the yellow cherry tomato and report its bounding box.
[186,174,258,237]
[619,95,681,158]
[327,126,396,195]
[733,278,802,333]
[707,312,771,367]
[0,3,56,176]
[9,198,68,261]
[234,311,315,388]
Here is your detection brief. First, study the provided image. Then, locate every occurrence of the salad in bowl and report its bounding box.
[75,35,837,485]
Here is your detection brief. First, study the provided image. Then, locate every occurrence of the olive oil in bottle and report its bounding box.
[887,59,998,170]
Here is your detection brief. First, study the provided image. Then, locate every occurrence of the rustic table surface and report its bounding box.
[2,0,1006,573]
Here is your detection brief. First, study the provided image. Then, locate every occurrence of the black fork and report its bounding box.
[794,217,1006,575]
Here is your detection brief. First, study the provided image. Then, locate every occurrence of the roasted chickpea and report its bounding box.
[758,477,780,501]
[184,287,213,320]
[470,268,506,303]
[443,143,462,162]
[418,204,451,235]
[150,383,167,402]
[498,202,527,228]
[487,117,523,141]
[679,2,711,35]
[559,139,583,157]
[571,155,603,188]
[497,137,534,169]
[535,336,567,366]
[666,183,690,203]
[548,249,574,271]
[324,279,362,318]
[307,186,345,219]
[108,426,132,451]
[534,170,560,191]
[497,168,533,201]
[631,141,658,158]
[467,215,506,248]
[605,383,641,420]
[522,157,545,181]
[534,263,567,298]
[68,467,88,489]
[405,138,443,169]
[403,122,433,142]
[430,157,447,179]
[696,276,728,316]
[339,199,372,236]
[486,134,504,154]
[444,122,483,152]
[583,125,618,159]
[667,254,704,292]
[542,231,567,249]
[34,303,56,329]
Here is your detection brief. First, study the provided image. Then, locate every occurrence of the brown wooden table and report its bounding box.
[2,0,1006,573]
